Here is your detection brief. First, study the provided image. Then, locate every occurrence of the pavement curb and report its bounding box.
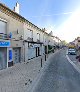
[66,55,80,73]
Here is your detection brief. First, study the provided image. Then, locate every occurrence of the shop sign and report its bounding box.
[0,41,10,47]
[9,50,12,60]
[34,44,40,47]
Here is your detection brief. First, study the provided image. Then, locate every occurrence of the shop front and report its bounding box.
[28,43,42,60]
[11,40,23,64]
[24,41,43,61]
[13,47,21,64]
[28,43,36,60]
[0,40,11,69]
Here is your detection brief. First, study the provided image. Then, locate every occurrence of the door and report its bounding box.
[38,47,40,56]
[0,48,7,70]
[13,48,20,64]
[28,47,32,59]
[45,46,47,54]
[36,47,37,57]
[28,47,35,59]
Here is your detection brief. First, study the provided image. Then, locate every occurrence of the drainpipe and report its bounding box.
[23,41,25,62]
[7,48,8,68]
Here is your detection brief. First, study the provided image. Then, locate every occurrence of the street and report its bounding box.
[31,49,80,92]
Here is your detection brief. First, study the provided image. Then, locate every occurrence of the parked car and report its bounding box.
[68,48,76,55]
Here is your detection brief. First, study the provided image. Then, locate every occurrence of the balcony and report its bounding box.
[27,37,33,41]
[0,33,13,40]
[37,39,40,42]
[0,33,8,40]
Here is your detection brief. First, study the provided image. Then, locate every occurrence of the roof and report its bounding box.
[0,3,25,21]
[0,3,43,32]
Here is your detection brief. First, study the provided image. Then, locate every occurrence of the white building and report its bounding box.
[0,2,61,70]
[24,21,44,61]
[0,3,24,69]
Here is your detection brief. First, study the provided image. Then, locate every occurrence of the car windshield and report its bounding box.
[68,49,75,51]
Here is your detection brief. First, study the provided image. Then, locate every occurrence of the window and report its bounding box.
[0,19,7,34]
[27,29,33,39]
[37,33,40,40]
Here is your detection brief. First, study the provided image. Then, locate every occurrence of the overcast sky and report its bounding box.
[1,0,80,42]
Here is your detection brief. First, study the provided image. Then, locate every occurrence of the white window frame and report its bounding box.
[0,18,7,35]
[37,33,40,40]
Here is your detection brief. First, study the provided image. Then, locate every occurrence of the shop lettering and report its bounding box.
[0,41,10,47]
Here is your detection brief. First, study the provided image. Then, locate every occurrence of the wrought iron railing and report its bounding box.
[27,37,33,41]
[0,33,9,39]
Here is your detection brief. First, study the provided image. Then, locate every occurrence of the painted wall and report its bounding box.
[24,23,44,42]
[24,42,28,61]
[0,11,24,40]
[43,33,49,45]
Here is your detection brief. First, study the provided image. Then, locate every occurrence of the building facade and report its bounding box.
[0,3,61,70]
[24,21,44,61]
[0,3,24,69]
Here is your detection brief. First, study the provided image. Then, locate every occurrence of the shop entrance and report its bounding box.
[0,48,7,70]
[13,48,20,64]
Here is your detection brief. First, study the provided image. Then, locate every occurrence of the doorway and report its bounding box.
[0,48,7,70]
[13,48,20,64]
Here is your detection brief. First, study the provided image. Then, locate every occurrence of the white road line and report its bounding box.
[73,61,77,63]
[66,55,80,73]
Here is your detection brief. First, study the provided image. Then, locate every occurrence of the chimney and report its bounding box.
[14,2,19,14]
[49,31,53,36]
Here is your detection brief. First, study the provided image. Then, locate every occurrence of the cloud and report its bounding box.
[53,8,80,42]
[28,12,73,18]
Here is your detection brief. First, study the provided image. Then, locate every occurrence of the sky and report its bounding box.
[0,0,80,42]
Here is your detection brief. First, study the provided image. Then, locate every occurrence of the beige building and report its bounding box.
[0,2,61,70]
[0,3,45,65]
[0,3,24,69]
[24,20,44,61]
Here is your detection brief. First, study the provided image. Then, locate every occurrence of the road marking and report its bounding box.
[73,61,77,63]
[66,55,80,73]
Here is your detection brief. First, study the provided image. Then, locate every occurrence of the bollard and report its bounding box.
[45,55,46,61]
[41,58,42,67]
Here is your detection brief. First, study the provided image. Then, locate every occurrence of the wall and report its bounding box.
[44,33,49,45]
[24,42,28,61]
[0,11,24,40]
[24,23,44,43]
[0,8,24,62]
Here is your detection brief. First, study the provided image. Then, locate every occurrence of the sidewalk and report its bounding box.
[0,50,58,92]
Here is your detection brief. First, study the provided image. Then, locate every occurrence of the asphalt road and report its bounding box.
[31,49,80,92]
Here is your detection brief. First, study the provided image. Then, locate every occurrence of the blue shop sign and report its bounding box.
[0,41,10,47]
[9,50,12,60]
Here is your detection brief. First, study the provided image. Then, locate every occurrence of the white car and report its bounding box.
[68,48,76,55]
